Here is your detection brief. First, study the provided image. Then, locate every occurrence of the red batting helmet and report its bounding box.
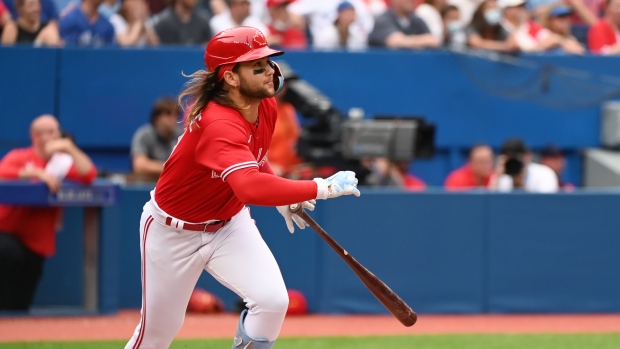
[204,26,284,72]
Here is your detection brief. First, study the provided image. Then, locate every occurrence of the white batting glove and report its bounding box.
[276,200,316,233]
[313,171,361,200]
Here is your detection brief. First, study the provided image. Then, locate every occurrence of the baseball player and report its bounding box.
[125,26,361,349]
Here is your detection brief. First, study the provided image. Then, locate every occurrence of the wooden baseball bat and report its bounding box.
[290,204,417,327]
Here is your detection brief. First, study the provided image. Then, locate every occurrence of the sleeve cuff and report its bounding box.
[313,178,329,200]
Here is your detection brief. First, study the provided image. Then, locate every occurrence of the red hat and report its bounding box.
[267,0,294,8]
[204,26,284,72]
[286,289,308,315]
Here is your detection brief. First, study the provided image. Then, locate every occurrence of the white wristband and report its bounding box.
[313,178,330,200]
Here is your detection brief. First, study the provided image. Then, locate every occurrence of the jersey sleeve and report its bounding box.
[65,163,98,184]
[444,170,466,189]
[226,167,318,206]
[196,118,257,181]
[0,150,24,179]
[588,22,609,53]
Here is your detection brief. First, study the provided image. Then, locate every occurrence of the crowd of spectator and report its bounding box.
[0,0,618,54]
[360,138,566,193]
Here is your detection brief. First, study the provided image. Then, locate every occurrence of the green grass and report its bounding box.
[1,334,620,349]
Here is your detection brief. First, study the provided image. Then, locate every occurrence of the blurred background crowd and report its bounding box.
[2,0,620,314]
[0,0,619,54]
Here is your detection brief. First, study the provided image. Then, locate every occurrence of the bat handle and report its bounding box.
[289,203,304,214]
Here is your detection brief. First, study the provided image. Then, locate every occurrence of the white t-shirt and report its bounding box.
[415,3,443,43]
[209,12,268,37]
[502,20,550,52]
[496,162,559,193]
[288,0,374,44]
[447,0,484,26]
[312,22,368,50]
[109,13,149,46]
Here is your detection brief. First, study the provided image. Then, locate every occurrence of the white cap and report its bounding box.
[498,0,526,8]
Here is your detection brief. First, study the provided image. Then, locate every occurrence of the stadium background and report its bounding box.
[1,47,620,317]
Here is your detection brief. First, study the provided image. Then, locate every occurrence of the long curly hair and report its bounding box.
[177,65,240,129]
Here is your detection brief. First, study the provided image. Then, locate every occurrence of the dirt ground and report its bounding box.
[1,312,619,342]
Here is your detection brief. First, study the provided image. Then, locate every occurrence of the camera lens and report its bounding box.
[504,157,524,176]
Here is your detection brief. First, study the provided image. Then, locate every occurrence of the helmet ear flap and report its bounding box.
[269,60,285,95]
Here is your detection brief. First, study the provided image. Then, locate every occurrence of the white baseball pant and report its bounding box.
[125,201,289,349]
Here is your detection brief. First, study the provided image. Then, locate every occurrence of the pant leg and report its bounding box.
[0,232,44,311]
[125,204,209,349]
[202,208,289,342]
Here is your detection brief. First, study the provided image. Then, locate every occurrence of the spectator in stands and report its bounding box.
[528,0,600,28]
[265,0,307,49]
[5,0,58,23]
[540,4,586,54]
[588,0,620,54]
[1,0,61,46]
[499,0,564,52]
[442,4,468,48]
[131,97,182,179]
[0,0,13,37]
[416,0,447,44]
[269,61,303,177]
[150,0,212,45]
[210,0,266,36]
[466,0,519,51]
[98,0,119,19]
[313,1,368,49]
[147,0,168,15]
[288,0,375,47]
[366,157,426,190]
[445,144,494,190]
[108,0,157,46]
[539,145,574,190]
[59,0,115,46]
[448,0,483,25]
[0,115,96,311]
[368,0,440,48]
[489,138,558,192]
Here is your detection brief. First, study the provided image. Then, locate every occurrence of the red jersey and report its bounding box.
[403,174,426,191]
[0,147,97,257]
[267,25,308,49]
[0,1,7,17]
[444,165,491,190]
[588,19,619,54]
[155,98,317,223]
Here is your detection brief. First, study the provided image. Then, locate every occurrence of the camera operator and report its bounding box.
[489,138,559,193]
[365,157,426,191]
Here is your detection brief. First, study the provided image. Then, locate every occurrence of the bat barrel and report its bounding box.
[290,204,418,327]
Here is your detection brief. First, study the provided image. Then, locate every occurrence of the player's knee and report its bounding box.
[252,287,289,314]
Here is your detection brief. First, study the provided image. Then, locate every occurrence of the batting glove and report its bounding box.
[313,171,361,200]
[276,200,316,233]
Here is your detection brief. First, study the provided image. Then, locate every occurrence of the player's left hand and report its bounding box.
[276,200,315,233]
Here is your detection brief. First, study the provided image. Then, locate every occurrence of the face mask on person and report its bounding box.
[98,1,120,19]
[272,19,290,31]
[484,8,502,25]
[446,20,463,33]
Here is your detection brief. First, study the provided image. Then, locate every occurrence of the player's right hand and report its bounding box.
[276,200,315,233]
[313,171,361,199]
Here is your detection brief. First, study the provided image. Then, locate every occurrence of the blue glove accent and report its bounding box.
[325,171,361,198]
